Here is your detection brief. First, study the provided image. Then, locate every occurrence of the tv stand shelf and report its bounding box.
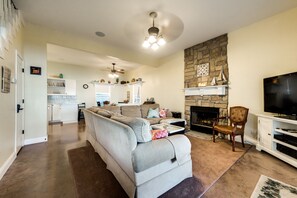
[257,114,297,168]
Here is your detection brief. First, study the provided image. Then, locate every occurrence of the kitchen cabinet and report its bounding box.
[47,78,76,95]
[61,104,78,123]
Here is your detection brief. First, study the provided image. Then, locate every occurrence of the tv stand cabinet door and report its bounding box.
[258,117,273,149]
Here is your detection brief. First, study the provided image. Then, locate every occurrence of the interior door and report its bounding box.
[16,52,24,154]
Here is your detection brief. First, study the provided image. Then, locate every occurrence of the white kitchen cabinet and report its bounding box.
[65,79,76,95]
[61,104,78,123]
[47,78,76,96]
[256,115,297,168]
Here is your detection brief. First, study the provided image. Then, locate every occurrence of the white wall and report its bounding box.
[23,26,48,143]
[48,61,131,106]
[48,61,111,107]
[127,51,185,114]
[228,7,297,139]
[0,28,23,178]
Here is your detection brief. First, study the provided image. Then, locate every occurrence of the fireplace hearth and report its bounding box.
[190,106,220,134]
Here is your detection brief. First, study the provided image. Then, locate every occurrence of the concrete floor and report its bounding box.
[0,122,87,198]
[0,122,296,198]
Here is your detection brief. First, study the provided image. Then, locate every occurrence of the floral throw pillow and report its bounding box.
[159,109,166,118]
[151,129,168,140]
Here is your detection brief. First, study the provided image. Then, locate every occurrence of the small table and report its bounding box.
[151,123,185,135]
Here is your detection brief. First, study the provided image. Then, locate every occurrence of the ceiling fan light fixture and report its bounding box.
[142,39,150,48]
[157,36,166,46]
[142,12,166,50]
[108,73,119,78]
[151,43,159,50]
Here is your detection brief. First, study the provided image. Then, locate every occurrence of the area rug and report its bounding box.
[68,144,203,198]
[186,130,217,141]
[68,136,251,198]
[251,175,297,198]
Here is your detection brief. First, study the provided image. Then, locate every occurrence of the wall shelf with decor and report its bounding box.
[90,81,145,86]
[47,78,76,95]
[183,85,228,96]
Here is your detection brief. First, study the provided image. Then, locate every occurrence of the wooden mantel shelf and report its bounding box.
[184,85,228,96]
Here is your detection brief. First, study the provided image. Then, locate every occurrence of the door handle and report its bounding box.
[17,104,23,113]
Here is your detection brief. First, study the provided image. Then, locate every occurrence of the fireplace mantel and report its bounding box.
[184,85,227,96]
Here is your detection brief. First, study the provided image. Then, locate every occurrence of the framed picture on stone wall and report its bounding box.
[197,63,209,77]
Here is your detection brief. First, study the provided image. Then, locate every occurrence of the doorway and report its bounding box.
[15,51,24,154]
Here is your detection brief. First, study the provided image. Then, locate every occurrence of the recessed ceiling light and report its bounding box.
[95,31,106,37]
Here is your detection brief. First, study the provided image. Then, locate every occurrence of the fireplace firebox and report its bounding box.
[190,106,220,134]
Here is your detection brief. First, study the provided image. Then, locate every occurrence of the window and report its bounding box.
[95,85,110,106]
[132,84,141,104]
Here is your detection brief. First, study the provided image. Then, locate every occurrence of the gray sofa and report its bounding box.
[83,105,192,198]
[100,103,172,125]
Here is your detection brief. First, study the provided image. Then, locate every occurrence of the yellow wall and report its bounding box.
[127,51,185,114]
[0,27,23,178]
[228,7,297,139]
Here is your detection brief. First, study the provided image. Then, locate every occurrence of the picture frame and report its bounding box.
[197,63,209,77]
[30,66,42,75]
[1,66,11,93]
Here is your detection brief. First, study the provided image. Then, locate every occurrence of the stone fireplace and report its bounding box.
[190,106,219,134]
[184,34,229,132]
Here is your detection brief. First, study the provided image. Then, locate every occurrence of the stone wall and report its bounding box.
[184,34,229,126]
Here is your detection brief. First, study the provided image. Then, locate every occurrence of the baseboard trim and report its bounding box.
[63,120,78,124]
[245,135,257,145]
[0,152,16,180]
[24,136,48,145]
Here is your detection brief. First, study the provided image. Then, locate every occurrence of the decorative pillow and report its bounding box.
[159,109,166,118]
[147,108,160,118]
[111,115,152,143]
[96,109,112,118]
[151,129,168,140]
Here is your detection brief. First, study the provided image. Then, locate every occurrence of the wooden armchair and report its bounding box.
[212,106,249,151]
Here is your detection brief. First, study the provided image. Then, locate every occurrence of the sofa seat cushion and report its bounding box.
[145,118,162,125]
[121,105,142,117]
[111,115,152,142]
[132,138,175,172]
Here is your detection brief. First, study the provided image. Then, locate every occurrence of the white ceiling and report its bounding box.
[15,0,297,69]
[47,44,141,71]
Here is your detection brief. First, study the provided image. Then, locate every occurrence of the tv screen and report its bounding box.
[264,72,297,116]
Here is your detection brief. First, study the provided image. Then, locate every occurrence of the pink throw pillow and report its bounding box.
[159,109,166,118]
[151,129,168,140]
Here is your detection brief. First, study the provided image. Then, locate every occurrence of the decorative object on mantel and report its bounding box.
[142,12,166,50]
[217,66,227,85]
[210,77,217,86]
[198,82,207,87]
[100,79,105,83]
[197,63,209,77]
[131,78,135,82]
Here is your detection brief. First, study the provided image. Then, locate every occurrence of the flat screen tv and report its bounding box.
[264,71,297,119]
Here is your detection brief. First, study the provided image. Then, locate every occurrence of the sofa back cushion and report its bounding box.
[111,115,152,143]
[100,106,121,114]
[121,105,142,117]
[141,104,160,118]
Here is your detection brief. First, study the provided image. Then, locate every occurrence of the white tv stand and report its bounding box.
[257,114,297,168]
